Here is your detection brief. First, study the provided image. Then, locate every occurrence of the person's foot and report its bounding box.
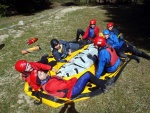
[134,56,140,63]
[140,52,150,60]
[131,56,140,63]
[102,86,110,94]
[128,55,140,63]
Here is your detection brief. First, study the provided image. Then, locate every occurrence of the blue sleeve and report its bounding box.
[113,28,120,36]
[52,51,67,62]
[111,34,120,50]
[96,50,110,78]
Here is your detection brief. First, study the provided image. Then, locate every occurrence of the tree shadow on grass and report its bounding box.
[0,44,5,50]
[101,4,150,51]
[62,2,78,6]
[59,102,79,113]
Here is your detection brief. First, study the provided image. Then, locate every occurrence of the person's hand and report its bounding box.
[67,60,72,63]
[68,49,71,56]
[52,68,57,72]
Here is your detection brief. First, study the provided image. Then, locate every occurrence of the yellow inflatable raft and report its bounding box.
[24,44,131,108]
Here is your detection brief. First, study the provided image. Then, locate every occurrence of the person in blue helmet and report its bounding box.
[107,22,124,40]
[93,36,120,79]
[103,29,120,50]
[103,30,150,62]
[50,38,86,62]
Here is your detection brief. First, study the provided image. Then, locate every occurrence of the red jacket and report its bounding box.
[22,62,51,81]
[82,26,100,40]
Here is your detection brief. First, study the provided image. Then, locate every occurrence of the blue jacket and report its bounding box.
[109,27,120,36]
[106,33,124,51]
[51,40,70,62]
[96,47,120,78]
[109,27,124,40]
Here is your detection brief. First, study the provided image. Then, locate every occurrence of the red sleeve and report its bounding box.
[30,62,52,71]
[29,82,41,91]
[94,26,100,37]
[26,73,41,91]
[82,26,90,39]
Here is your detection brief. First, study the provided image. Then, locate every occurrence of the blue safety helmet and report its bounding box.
[103,29,110,35]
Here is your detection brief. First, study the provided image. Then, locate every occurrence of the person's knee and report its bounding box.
[118,52,127,58]
[77,29,82,33]
[83,71,91,78]
[77,29,84,36]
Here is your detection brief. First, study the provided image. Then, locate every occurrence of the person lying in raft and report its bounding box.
[93,36,121,79]
[50,38,86,63]
[28,70,107,99]
[103,29,150,62]
[75,19,100,44]
[15,60,56,81]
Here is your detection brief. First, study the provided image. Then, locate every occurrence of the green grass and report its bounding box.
[0,4,150,113]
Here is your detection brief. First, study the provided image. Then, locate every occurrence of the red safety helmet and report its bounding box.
[15,60,27,72]
[94,36,106,47]
[90,19,96,25]
[107,22,114,28]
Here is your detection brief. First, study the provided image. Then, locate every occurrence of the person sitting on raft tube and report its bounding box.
[75,19,100,44]
[103,29,150,62]
[94,36,121,79]
[28,70,107,99]
[107,22,124,40]
[15,60,56,81]
[50,38,85,63]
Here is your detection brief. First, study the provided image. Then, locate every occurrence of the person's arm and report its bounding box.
[94,26,100,37]
[52,50,68,62]
[34,62,52,70]
[113,28,120,36]
[111,34,120,49]
[82,26,90,39]
[96,50,107,78]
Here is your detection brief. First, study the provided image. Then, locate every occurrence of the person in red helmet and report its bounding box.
[107,22,124,40]
[75,19,100,44]
[93,36,120,78]
[15,60,55,81]
[106,22,150,61]
[28,70,107,99]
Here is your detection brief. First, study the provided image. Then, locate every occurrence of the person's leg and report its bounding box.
[118,43,140,62]
[71,72,106,97]
[127,43,150,60]
[72,72,91,97]
[76,29,85,42]
[69,43,80,52]
[127,55,140,63]
[117,43,128,61]
[88,72,106,90]
[38,54,49,64]
[78,41,86,49]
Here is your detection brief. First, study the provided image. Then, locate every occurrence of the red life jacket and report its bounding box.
[106,46,118,66]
